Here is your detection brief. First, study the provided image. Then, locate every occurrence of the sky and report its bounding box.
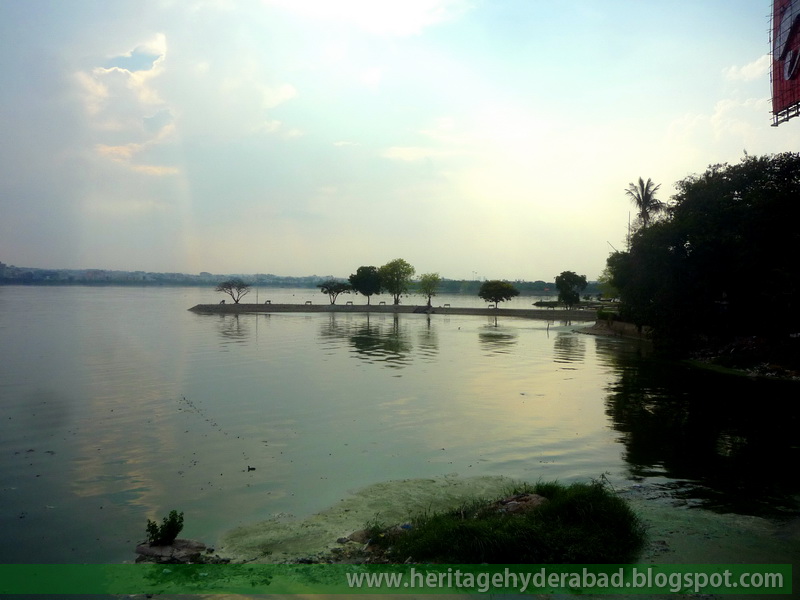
[1,0,798,282]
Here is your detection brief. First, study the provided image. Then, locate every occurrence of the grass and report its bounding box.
[365,479,646,564]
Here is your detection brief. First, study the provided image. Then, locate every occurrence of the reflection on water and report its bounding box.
[553,332,586,365]
[215,314,250,345]
[319,313,416,368]
[604,349,800,515]
[0,286,797,568]
[478,325,518,354]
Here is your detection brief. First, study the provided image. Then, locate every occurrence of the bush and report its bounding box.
[146,510,184,546]
[369,480,646,564]
[596,309,618,322]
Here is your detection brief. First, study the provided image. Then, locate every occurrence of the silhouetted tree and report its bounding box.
[318,279,352,304]
[348,266,382,304]
[625,177,664,230]
[555,271,588,309]
[215,278,251,304]
[478,280,519,307]
[608,152,800,353]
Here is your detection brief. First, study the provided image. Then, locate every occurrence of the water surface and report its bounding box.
[0,285,797,564]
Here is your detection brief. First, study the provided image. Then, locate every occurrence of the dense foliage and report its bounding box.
[478,280,520,306]
[554,271,587,308]
[608,153,800,353]
[348,266,382,304]
[379,259,416,305]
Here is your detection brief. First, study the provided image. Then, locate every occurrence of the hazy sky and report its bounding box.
[1,1,797,281]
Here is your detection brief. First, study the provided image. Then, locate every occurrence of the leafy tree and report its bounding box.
[608,152,800,352]
[625,177,664,230]
[596,266,619,299]
[417,273,442,308]
[379,258,416,305]
[555,271,588,309]
[478,280,520,307]
[317,279,352,304]
[348,266,382,304]
[215,278,251,304]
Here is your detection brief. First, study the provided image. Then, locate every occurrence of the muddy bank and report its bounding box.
[189,302,596,322]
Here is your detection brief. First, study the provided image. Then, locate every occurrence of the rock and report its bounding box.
[135,538,229,564]
[348,529,371,544]
[487,493,548,514]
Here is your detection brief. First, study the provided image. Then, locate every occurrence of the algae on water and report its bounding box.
[220,474,517,562]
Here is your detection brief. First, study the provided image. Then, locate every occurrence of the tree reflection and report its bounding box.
[215,314,249,344]
[417,315,439,362]
[553,332,586,364]
[478,325,518,355]
[319,313,416,368]
[602,342,800,515]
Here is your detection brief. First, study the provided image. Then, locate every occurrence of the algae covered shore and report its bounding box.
[218,474,800,569]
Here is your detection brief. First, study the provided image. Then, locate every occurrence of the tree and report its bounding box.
[417,273,442,308]
[555,271,587,309]
[215,278,251,304]
[348,266,382,305]
[625,177,664,230]
[596,265,619,299]
[478,280,519,307]
[608,152,800,352]
[318,279,352,304]
[379,258,415,305]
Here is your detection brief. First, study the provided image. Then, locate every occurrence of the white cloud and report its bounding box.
[382,146,456,161]
[261,83,297,109]
[263,0,470,36]
[74,35,180,178]
[723,55,771,82]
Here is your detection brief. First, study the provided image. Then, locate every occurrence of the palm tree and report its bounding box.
[625,177,664,228]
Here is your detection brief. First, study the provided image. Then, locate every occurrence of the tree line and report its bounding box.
[217,258,590,309]
[605,152,800,356]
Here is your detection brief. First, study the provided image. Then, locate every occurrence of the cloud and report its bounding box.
[130,165,181,176]
[723,55,771,82]
[76,36,179,178]
[261,82,298,109]
[382,146,456,161]
[263,0,471,36]
[96,143,143,160]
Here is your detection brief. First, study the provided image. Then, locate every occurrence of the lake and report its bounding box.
[1,285,798,565]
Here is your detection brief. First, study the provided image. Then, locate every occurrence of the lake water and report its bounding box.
[1,285,798,565]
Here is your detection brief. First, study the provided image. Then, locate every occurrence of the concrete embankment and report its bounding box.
[189,303,596,322]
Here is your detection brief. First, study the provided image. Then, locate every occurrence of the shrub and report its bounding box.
[596,308,618,322]
[146,510,184,546]
[369,480,646,564]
